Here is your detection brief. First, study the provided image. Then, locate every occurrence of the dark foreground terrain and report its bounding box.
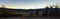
[0,16,60,19]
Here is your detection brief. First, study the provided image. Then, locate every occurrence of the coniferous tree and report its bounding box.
[49,6,54,16]
[2,5,9,17]
[55,5,58,16]
[36,11,39,16]
[30,13,33,16]
[43,6,49,16]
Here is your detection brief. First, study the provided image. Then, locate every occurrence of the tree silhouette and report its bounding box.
[1,5,10,17]
[49,6,54,16]
[44,6,49,16]
[30,13,33,16]
[36,11,39,16]
[54,5,59,16]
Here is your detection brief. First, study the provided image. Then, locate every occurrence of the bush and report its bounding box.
[0,14,3,17]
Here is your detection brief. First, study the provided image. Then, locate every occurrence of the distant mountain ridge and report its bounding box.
[0,8,60,13]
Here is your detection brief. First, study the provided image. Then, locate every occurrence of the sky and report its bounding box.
[0,0,60,9]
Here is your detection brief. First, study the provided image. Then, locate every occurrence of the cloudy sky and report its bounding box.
[0,0,60,9]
